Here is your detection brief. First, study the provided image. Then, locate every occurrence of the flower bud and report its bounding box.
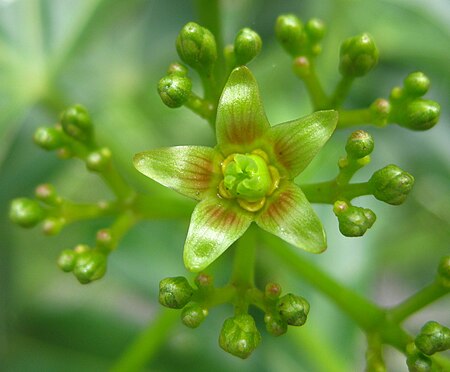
[234,28,262,65]
[275,14,304,56]
[305,18,325,41]
[167,62,188,77]
[60,104,93,143]
[415,321,450,356]
[437,256,450,288]
[345,130,374,159]
[339,33,378,77]
[157,75,192,108]
[401,99,440,131]
[181,303,207,328]
[33,127,64,150]
[219,314,262,359]
[369,165,414,205]
[370,98,391,127]
[277,293,310,326]
[404,72,430,97]
[194,273,213,288]
[264,314,287,336]
[73,250,107,284]
[176,22,217,71]
[96,228,114,250]
[334,203,376,237]
[86,147,112,172]
[159,276,194,309]
[57,249,77,272]
[42,217,65,236]
[264,282,282,301]
[292,56,311,78]
[9,198,44,228]
[406,353,432,372]
[35,184,61,206]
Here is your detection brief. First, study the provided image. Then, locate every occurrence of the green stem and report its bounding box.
[300,62,329,110]
[366,333,385,372]
[184,91,215,124]
[111,309,179,372]
[329,76,354,108]
[100,161,136,202]
[107,210,138,251]
[388,281,449,323]
[132,194,193,220]
[337,108,372,129]
[300,181,372,204]
[61,200,119,222]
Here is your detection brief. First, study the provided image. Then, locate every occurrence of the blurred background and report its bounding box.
[1,0,449,371]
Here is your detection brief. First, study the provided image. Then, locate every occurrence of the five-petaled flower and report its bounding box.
[134,67,338,272]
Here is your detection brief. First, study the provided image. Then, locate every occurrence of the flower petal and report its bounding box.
[184,197,253,272]
[256,182,326,253]
[216,66,270,154]
[133,146,220,200]
[265,110,338,178]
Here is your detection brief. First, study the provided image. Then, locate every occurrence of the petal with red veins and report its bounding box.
[184,197,253,272]
[133,146,220,200]
[216,66,270,154]
[266,110,338,178]
[256,182,326,253]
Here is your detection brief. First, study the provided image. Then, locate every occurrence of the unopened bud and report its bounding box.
[35,184,61,206]
[219,314,261,359]
[176,22,217,71]
[157,75,192,108]
[159,276,194,309]
[437,256,450,288]
[370,98,391,127]
[60,104,93,143]
[339,33,378,77]
[334,203,376,237]
[402,99,440,131]
[264,314,287,336]
[404,72,430,97]
[234,28,262,65]
[277,293,310,326]
[42,217,65,236]
[181,303,207,328]
[73,250,107,284]
[9,198,44,228]
[33,127,64,150]
[57,249,77,272]
[415,321,450,355]
[167,62,188,77]
[264,282,282,301]
[275,14,304,56]
[345,130,374,159]
[369,165,414,205]
[86,147,112,172]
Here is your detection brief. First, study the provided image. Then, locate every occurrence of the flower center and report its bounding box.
[218,150,280,212]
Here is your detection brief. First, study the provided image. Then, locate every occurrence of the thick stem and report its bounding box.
[337,108,372,129]
[111,309,179,372]
[300,181,372,204]
[329,76,354,108]
[387,281,449,323]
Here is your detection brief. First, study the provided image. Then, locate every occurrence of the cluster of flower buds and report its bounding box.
[388,71,441,131]
[275,14,325,57]
[158,274,310,359]
[58,245,107,284]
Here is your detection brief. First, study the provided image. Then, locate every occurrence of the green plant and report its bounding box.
[3,1,449,371]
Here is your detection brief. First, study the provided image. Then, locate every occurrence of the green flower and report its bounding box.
[134,67,337,272]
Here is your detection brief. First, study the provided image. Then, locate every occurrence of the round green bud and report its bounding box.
[264,282,282,301]
[305,18,326,41]
[339,33,379,77]
[223,153,271,201]
[176,22,217,71]
[219,314,262,359]
[194,273,213,288]
[57,249,77,272]
[369,165,414,205]
[415,321,450,355]
[234,28,262,65]
[35,184,61,206]
[335,205,376,237]
[180,303,208,328]
[73,250,107,284]
[406,352,432,372]
[401,99,440,131]
[370,98,391,127]
[264,314,287,337]
[60,104,93,143]
[345,130,374,159]
[292,56,311,78]
[157,75,192,108]
[56,147,73,159]
[42,217,65,236]
[96,228,114,250]
[167,62,188,76]
[275,14,304,56]
[404,72,430,97]
[277,293,310,326]
[33,127,64,150]
[9,198,44,228]
[86,147,112,172]
[437,256,450,288]
[159,276,194,309]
